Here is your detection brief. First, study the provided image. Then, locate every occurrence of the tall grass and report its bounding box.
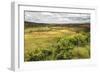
[24,32,90,61]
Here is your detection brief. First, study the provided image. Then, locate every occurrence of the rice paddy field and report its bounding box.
[24,22,90,62]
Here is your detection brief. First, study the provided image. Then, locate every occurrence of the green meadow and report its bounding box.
[24,22,90,61]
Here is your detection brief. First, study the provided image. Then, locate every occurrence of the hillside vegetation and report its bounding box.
[24,22,90,61]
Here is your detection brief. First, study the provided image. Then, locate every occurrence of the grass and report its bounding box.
[24,23,90,61]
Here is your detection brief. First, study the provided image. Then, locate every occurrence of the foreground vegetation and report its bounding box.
[24,22,90,61]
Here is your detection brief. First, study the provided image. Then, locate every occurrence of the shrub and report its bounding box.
[28,49,44,61]
[52,33,90,60]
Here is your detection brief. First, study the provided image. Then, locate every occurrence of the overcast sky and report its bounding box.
[24,11,90,24]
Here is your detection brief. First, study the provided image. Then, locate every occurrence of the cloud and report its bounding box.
[24,11,90,24]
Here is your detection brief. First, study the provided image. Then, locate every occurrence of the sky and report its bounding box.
[24,11,90,24]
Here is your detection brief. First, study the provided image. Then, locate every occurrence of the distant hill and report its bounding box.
[24,21,90,29]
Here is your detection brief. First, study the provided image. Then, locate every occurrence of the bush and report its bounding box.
[28,49,44,61]
[53,33,90,60]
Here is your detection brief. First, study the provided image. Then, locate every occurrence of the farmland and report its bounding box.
[24,22,90,61]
